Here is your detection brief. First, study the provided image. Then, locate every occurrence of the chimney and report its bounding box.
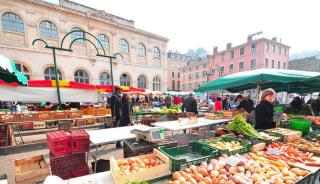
[272,37,277,42]
[247,35,252,42]
[226,43,232,50]
[213,46,218,54]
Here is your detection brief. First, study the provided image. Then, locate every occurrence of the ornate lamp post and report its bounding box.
[33,30,122,110]
[204,64,222,101]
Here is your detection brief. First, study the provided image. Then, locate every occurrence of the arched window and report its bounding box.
[74,69,89,84]
[71,27,84,44]
[152,47,160,60]
[120,74,130,86]
[44,67,62,80]
[99,72,111,85]
[97,34,110,52]
[15,63,31,80]
[137,75,146,89]
[153,76,161,91]
[39,20,58,39]
[137,43,146,56]
[118,39,129,53]
[1,12,24,33]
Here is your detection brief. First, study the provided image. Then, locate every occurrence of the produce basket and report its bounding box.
[158,141,218,172]
[110,149,170,184]
[200,136,251,156]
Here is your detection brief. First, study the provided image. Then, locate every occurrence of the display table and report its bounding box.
[151,118,231,131]
[86,125,153,172]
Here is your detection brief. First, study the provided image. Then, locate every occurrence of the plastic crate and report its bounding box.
[257,130,284,144]
[200,136,251,156]
[290,119,312,136]
[58,121,71,131]
[50,153,87,177]
[19,122,34,130]
[124,139,177,158]
[72,165,89,178]
[158,141,218,172]
[46,131,72,157]
[74,119,86,126]
[295,172,316,184]
[70,130,90,153]
[33,121,46,129]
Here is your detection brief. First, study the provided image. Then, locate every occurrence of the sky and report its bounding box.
[47,0,320,55]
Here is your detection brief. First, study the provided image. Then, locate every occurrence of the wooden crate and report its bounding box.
[14,155,50,184]
[67,110,83,119]
[110,149,170,184]
[19,113,36,122]
[204,113,215,120]
[35,112,53,121]
[93,108,108,116]
[52,111,67,120]
[0,114,15,122]
[74,119,86,127]
[19,122,34,131]
[223,111,234,119]
[266,128,302,141]
[33,122,46,129]
[85,118,95,125]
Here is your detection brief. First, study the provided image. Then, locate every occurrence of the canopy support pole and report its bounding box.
[255,84,261,105]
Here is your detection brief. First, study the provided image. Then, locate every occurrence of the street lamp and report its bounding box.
[204,64,222,101]
[33,29,122,109]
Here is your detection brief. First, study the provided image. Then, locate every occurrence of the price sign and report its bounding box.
[225,155,242,167]
[267,148,281,156]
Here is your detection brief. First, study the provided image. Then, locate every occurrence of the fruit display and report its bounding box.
[116,157,161,174]
[262,142,315,164]
[304,130,320,141]
[305,116,320,126]
[287,136,320,154]
[166,153,310,184]
[206,141,243,151]
[227,115,263,139]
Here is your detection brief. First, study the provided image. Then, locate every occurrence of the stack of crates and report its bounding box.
[46,129,90,179]
[0,124,12,147]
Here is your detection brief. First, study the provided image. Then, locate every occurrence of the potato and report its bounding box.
[219,168,227,174]
[203,177,213,184]
[172,172,181,180]
[195,173,204,182]
[190,178,197,184]
[210,170,219,178]
[178,176,186,183]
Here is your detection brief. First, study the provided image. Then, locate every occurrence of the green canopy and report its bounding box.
[0,54,28,85]
[197,69,320,93]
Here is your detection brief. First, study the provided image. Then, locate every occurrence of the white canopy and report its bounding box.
[0,85,98,103]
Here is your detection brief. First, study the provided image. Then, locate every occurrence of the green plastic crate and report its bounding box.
[290,119,312,136]
[158,141,218,172]
[200,136,251,156]
[257,130,284,144]
[274,107,284,112]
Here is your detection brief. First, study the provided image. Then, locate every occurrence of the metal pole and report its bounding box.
[52,48,62,110]
[207,73,209,101]
[110,57,114,94]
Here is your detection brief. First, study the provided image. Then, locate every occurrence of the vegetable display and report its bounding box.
[206,141,243,151]
[263,142,315,164]
[227,115,262,139]
[166,153,310,184]
[287,136,320,154]
[117,157,161,174]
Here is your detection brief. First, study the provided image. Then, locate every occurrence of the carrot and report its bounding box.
[305,162,320,167]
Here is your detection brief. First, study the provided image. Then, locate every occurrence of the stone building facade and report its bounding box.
[0,0,168,91]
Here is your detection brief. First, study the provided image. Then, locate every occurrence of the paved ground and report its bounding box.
[0,142,123,184]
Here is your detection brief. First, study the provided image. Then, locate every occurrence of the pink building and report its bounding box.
[208,37,290,80]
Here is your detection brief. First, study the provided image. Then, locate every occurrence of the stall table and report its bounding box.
[86,125,154,173]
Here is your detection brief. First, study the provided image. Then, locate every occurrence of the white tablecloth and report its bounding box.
[151,118,231,131]
[86,125,153,146]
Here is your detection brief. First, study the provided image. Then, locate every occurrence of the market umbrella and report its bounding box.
[196,69,320,93]
[0,54,28,85]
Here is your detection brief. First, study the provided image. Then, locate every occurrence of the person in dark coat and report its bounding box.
[237,95,254,113]
[110,87,122,148]
[118,93,132,127]
[255,88,276,129]
[290,96,303,110]
[222,95,231,110]
[181,93,198,115]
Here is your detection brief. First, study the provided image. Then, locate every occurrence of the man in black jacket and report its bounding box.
[237,95,254,113]
[110,86,122,148]
[181,93,198,115]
